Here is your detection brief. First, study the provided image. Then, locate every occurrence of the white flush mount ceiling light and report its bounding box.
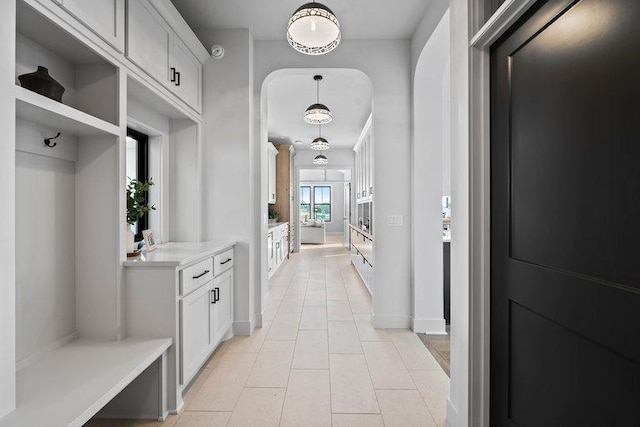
[310,124,330,150]
[287,2,341,55]
[314,154,329,165]
[304,75,332,125]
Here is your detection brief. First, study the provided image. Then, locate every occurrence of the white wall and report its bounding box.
[198,29,255,335]
[256,40,412,329]
[15,125,78,364]
[411,10,450,335]
[448,0,471,424]
[0,1,16,415]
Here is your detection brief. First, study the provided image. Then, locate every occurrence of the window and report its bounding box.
[313,186,331,222]
[300,186,311,221]
[300,185,331,222]
[126,128,149,241]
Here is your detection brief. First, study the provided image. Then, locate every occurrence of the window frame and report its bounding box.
[126,128,149,241]
[313,185,332,222]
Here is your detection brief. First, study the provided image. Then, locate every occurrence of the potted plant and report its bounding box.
[268,207,279,224]
[126,178,156,253]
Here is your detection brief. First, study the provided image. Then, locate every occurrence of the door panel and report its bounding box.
[491,0,640,425]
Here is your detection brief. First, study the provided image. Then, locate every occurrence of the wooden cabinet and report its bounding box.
[274,145,296,253]
[126,0,202,112]
[60,0,125,52]
[267,143,278,204]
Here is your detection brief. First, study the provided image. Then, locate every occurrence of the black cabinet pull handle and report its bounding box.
[170,67,176,82]
[175,71,181,86]
[214,287,220,303]
[192,269,210,279]
[211,289,215,304]
[220,258,232,265]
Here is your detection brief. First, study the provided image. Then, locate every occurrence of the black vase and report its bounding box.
[18,66,65,103]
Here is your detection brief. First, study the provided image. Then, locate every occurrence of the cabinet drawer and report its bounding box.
[180,257,213,296]
[213,248,234,276]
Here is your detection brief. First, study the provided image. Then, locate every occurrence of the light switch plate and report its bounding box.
[386,214,404,227]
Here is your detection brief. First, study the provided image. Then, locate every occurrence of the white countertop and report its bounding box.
[123,240,236,267]
[268,221,289,229]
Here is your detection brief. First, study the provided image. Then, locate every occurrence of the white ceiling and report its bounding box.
[170,0,431,40]
[168,1,422,150]
[267,70,371,149]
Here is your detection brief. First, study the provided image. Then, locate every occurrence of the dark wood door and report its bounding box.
[491,0,640,425]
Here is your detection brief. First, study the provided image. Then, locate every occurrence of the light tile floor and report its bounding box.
[87,235,449,427]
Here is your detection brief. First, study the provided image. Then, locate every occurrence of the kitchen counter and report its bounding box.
[268,221,289,229]
[123,240,236,267]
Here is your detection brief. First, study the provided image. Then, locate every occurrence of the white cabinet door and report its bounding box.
[267,232,274,273]
[267,144,277,203]
[180,281,213,385]
[62,0,125,52]
[172,37,201,112]
[212,270,233,346]
[126,0,172,89]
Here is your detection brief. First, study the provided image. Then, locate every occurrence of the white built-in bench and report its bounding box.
[0,337,171,427]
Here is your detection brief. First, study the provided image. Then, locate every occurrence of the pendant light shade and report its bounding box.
[304,75,332,125]
[287,2,341,55]
[311,137,329,150]
[314,154,329,165]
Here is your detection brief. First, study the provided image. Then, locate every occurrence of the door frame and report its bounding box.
[467,1,539,426]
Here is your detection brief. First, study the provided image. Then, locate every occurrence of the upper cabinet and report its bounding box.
[354,114,373,204]
[267,143,278,204]
[60,0,125,52]
[126,0,205,113]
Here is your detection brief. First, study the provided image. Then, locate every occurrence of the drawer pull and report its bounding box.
[210,289,215,304]
[192,270,210,279]
[220,258,232,265]
[175,71,181,86]
[213,288,220,303]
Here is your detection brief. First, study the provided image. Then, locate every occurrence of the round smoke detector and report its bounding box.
[211,44,225,59]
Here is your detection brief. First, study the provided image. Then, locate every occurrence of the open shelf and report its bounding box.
[15,86,119,137]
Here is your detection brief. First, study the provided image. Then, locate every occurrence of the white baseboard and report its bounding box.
[233,320,253,336]
[446,398,458,427]
[372,314,411,329]
[255,312,264,328]
[412,317,447,334]
[16,330,79,370]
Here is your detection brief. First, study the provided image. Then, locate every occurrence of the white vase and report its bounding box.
[126,224,135,253]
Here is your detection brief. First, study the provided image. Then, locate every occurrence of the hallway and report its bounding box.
[90,235,449,426]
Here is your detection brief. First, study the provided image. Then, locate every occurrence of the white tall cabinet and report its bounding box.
[267,142,278,204]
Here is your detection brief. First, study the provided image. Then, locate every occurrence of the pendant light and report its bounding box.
[314,154,329,165]
[304,75,332,125]
[287,2,341,55]
[310,124,330,150]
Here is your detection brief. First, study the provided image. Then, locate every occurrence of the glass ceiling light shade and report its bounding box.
[314,154,329,165]
[304,75,332,124]
[311,137,329,150]
[287,2,341,55]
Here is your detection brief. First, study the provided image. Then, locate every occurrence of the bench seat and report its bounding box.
[0,337,171,427]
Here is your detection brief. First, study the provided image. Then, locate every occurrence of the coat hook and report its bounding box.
[44,132,60,148]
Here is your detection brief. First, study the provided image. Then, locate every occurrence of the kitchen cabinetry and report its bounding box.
[354,114,373,203]
[126,0,202,112]
[274,144,296,253]
[350,225,373,296]
[268,222,289,279]
[267,143,278,204]
[60,0,125,52]
[125,241,236,412]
